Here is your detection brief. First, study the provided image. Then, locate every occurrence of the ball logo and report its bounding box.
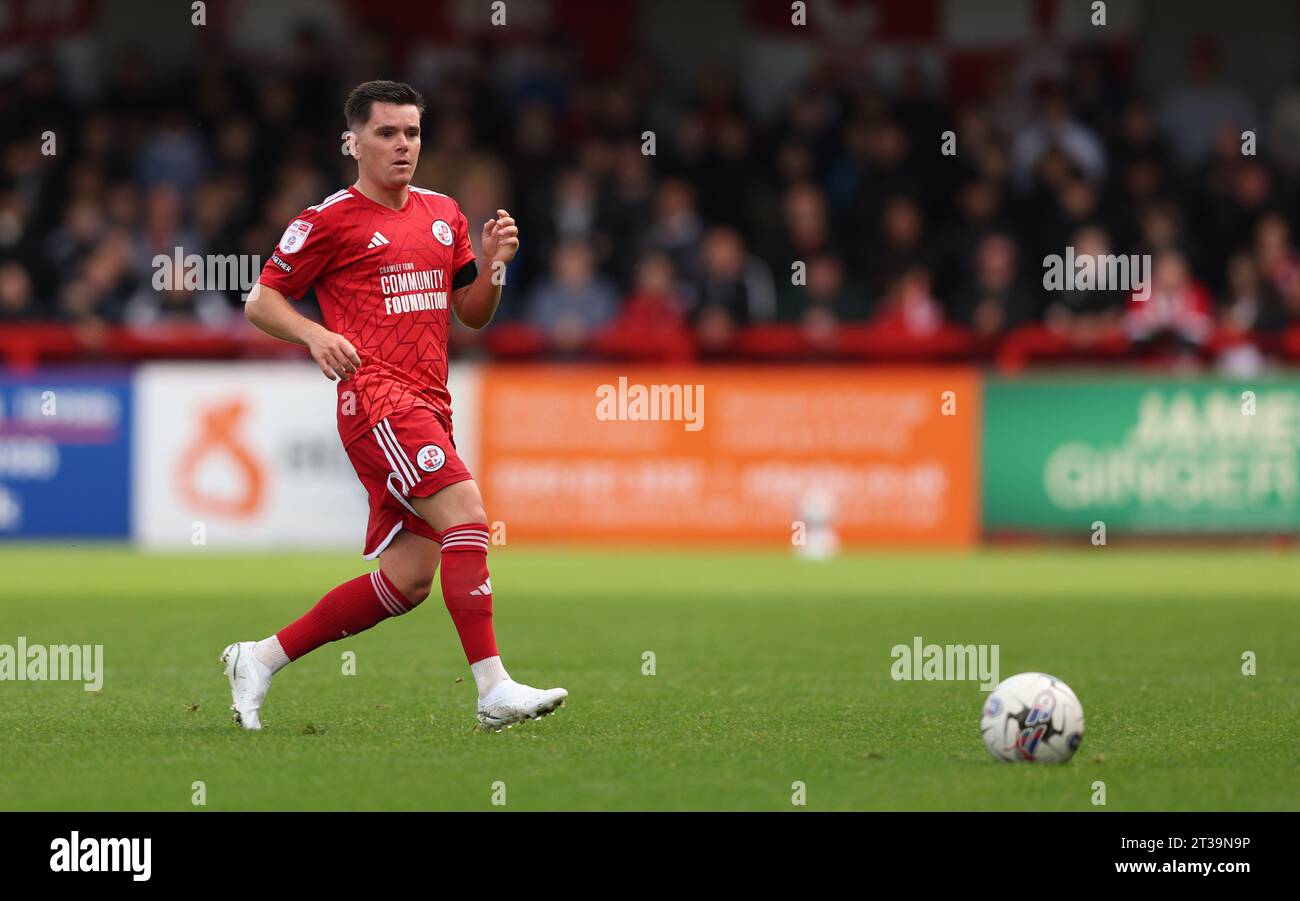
[1016,692,1058,760]
[1017,722,1047,759]
[1025,691,1055,725]
[416,444,446,472]
[983,697,1002,718]
[431,220,454,246]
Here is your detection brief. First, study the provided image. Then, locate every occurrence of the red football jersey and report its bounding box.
[257,185,478,446]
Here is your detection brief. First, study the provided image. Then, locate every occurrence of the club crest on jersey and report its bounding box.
[431,220,454,246]
[278,219,313,254]
[416,444,446,472]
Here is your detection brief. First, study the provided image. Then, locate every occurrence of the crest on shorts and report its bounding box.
[416,444,446,472]
[278,219,313,254]
[431,219,454,246]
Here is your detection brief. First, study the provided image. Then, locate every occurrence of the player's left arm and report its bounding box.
[451,209,519,329]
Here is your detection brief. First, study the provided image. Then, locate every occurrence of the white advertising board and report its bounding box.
[132,362,482,551]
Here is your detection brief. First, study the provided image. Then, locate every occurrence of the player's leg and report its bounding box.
[258,538,430,668]
[409,479,497,682]
[377,528,440,605]
[220,545,432,730]
[220,433,442,730]
[411,479,568,729]
[217,410,452,728]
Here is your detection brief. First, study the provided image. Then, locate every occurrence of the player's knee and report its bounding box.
[442,493,486,527]
[427,481,487,528]
[384,557,437,608]
[391,573,433,608]
[433,504,487,530]
[458,504,487,526]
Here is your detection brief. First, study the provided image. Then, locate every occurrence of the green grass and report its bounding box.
[0,545,1297,811]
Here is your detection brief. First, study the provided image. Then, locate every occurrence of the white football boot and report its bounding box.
[476,679,568,731]
[220,641,272,730]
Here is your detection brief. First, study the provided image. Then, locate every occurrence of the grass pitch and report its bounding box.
[0,545,1296,811]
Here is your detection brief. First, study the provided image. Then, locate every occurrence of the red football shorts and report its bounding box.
[344,404,473,558]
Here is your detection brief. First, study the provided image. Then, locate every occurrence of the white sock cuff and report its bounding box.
[470,655,510,698]
[253,636,290,675]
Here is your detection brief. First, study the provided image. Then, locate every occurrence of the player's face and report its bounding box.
[356,102,422,188]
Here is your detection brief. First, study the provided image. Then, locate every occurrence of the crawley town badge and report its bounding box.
[278,219,313,254]
[416,444,446,472]
[431,220,454,246]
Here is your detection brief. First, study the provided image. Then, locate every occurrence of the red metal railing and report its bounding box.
[3,320,1298,371]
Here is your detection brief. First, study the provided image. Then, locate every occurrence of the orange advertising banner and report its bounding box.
[476,366,979,546]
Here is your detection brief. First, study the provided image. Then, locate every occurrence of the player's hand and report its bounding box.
[307,330,362,381]
[482,209,519,265]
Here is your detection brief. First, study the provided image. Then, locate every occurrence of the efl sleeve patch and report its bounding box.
[277,219,314,254]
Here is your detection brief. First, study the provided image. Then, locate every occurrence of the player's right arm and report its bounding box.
[245,282,361,381]
[250,206,362,381]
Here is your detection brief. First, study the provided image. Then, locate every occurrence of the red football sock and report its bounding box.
[439,523,499,664]
[276,570,415,661]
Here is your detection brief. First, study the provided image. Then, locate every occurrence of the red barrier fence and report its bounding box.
[2,320,1297,371]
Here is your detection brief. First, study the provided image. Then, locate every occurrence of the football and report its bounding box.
[981,672,1085,763]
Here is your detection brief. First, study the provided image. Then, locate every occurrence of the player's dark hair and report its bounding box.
[344,80,426,130]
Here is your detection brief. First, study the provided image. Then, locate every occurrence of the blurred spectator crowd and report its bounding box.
[4,28,1300,369]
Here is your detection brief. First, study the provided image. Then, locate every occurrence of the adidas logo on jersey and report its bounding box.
[367,231,390,249]
[469,578,492,597]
